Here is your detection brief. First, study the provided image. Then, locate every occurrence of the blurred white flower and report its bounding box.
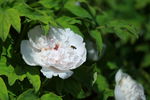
[21,26,87,79]
[86,40,106,61]
[86,40,99,61]
[75,2,81,6]
[115,69,146,100]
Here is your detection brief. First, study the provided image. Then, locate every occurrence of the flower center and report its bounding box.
[54,44,59,50]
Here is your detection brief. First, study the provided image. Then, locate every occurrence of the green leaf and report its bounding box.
[103,89,114,100]
[14,3,56,26]
[107,62,118,69]
[68,25,84,37]
[17,89,38,100]
[90,30,103,53]
[42,24,50,35]
[0,57,26,86]
[94,74,109,92]
[0,7,21,41]
[0,0,4,4]
[7,8,21,33]
[141,54,150,68]
[0,9,11,41]
[0,57,17,85]
[135,0,150,8]
[8,90,17,100]
[96,13,112,26]
[39,0,61,9]
[26,69,41,93]
[14,3,42,18]
[0,66,18,86]
[40,93,62,100]
[107,20,139,43]
[56,16,81,25]
[0,77,9,100]
[64,1,92,19]
[56,16,83,37]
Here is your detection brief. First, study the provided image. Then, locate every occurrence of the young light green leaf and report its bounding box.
[7,8,21,33]
[0,57,18,85]
[26,72,41,93]
[17,89,38,100]
[0,57,26,86]
[90,30,103,53]
[14,3,45,22]
[39,0,61,9]
[0,9,11,41]
[14,3,56,26]
[0,77,9,100]
[40,93,62,100]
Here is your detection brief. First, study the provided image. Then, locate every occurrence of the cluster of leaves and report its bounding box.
[0,0,150,100]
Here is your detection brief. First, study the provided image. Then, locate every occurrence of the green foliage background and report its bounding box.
[0,0,150,100]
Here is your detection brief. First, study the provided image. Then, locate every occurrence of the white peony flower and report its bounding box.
[20,26,87,79]
[115,69,146,100]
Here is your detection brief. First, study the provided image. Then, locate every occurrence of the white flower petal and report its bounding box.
[58,71,73,79]
[41,67,73,79]
[28,26,43,43]
[115,69,146,100]
[115,85,126,100]
[28,26,48,49]
[21,40,38,66]
[65,29,85,56]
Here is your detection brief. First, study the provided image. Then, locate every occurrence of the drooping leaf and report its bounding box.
[108,20,139,42]
[40,93,62,100]
[39,0,61,9]
[17,89,38,100]
[26,67,41,93]
[107,62,118,70]
[8,89,17,100]
[6,8,21,33]
[0,57,26,86]
[96,13,112,26]
[56,16,83,37]
[64,1,92,19]
[0,9,11,41]
[0,7,21,41]
[141,54,150,68]
[103,89,114,100]
[56,16,81,25]
[0,77,9,100]
[90,30,103,53]
[14,3,53,24]
[94,74,109,92]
